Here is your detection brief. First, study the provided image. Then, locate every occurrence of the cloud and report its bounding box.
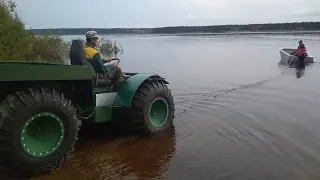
[297,8,320,16]
[13,0,320,28]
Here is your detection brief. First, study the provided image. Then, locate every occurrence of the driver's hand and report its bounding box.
[113,61,119,67]
[104,57,112,62]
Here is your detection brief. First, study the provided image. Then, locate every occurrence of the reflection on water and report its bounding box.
[295,63,306,79]
[30,123,176,180]
[278,58,312,79]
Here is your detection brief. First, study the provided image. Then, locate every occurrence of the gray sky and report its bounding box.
[15,0,320,29]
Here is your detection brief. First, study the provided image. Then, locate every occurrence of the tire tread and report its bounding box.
[0,87,81,178]
[130,80,175,135]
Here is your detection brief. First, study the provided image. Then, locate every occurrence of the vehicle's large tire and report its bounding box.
[131,80,175,135]
[0,88,81,178]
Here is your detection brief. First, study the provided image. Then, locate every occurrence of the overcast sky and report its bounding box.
[14,0,320,29]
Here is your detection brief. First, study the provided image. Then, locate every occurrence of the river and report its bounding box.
[26,33,320,180]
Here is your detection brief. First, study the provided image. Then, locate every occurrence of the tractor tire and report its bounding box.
[0,88,81,178]
[131,80,175,135]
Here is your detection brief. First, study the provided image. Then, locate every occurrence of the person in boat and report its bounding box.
[294,40,307,65]
[83,30,124,86]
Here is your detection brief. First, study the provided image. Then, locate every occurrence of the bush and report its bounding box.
[24,34,69,64]
[0,0,124,64]
[0,0,33,61]
[98,37,123,57]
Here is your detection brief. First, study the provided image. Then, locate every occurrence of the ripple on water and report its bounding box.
[166,73,320,179]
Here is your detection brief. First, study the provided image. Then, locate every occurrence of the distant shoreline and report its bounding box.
[28,22,320,35]
[32,30,320,36]
[59,31,320,37]
[155,30,320,35]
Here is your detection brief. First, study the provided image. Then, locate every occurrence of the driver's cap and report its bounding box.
[85,30,99,39]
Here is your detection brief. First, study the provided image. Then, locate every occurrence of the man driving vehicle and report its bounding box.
[83,30,124,86]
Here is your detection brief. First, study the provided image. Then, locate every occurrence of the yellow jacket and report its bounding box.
[83,43,106,73]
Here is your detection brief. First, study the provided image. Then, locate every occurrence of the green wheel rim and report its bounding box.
[20,112,65,157]
[148,97,169,128]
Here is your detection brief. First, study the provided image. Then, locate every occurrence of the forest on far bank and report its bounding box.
[29,22,320,35]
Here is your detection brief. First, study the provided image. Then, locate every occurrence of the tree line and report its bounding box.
[29,22,320,35]
[151,22,320,33]
[0,0,122,63]
[30,28,151,35]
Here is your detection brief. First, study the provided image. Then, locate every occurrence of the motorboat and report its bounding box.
[279,48,314,64]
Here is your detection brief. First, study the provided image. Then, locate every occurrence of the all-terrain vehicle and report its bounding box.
[0,40,175,178]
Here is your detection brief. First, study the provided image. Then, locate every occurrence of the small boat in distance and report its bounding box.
[279,48,314,64]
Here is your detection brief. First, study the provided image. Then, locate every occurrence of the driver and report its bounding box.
[83,30,124,86]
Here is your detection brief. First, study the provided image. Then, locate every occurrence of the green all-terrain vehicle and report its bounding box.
[0,40,175,178]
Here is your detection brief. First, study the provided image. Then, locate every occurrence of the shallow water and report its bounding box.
[27,33,320,180]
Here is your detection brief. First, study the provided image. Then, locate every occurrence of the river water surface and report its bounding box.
[28,33,320,180]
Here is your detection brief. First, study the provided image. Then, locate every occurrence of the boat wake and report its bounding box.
[174,63,305,118]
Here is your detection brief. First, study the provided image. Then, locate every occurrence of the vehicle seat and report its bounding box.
[69,40,111,87]
[70,40,92,66]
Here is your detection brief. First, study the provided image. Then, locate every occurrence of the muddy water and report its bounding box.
[21,33,320,179]
[28,123,176,180]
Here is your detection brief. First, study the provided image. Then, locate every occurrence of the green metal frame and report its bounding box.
[20,112,64,157]
[91,73,167,123]
[114,73,160,107]
[92,92,118,123]
[148,97,169,128]
[0,61,94,81]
